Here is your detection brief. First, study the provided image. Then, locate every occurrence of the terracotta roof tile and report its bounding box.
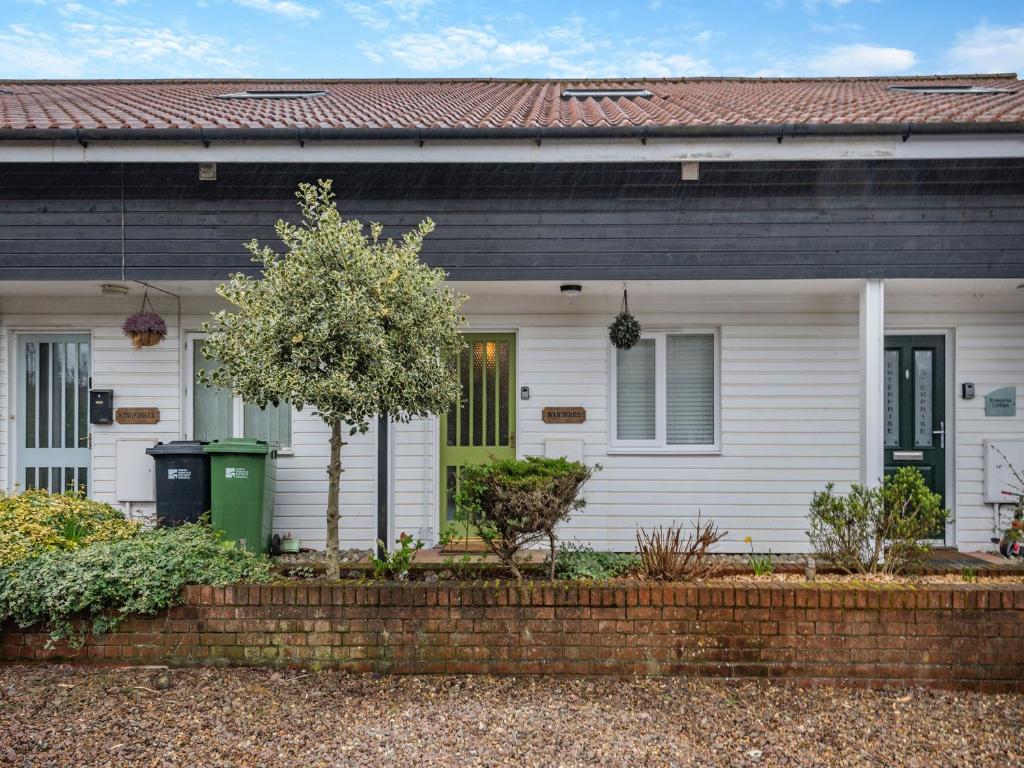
[0,76,1021,132]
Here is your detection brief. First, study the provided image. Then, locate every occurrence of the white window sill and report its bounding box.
[606,446,722,456]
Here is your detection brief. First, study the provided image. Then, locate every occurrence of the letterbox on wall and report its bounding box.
[89,390,113,424]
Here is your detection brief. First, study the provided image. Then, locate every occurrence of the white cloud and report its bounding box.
[371,14,714,77]
[345,0,432,29]
[383,27,504,70]
[806,43,916,75]
[71,24,253,72]
[947,23,1024,74]
[0,24,84,77]
[234,0,319,20]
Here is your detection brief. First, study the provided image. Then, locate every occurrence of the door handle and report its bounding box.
[79,433,92,449]
[932,420,945,450]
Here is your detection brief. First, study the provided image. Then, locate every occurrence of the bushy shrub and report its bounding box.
[636,515,725,581]
[0,523,272,645]
[554,542,639,580]
[0,489,140,567]
[807,467,948,575]
[455,456,596,579]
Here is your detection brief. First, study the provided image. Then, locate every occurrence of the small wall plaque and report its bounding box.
[542,406,586,424]
[985,387,1017,417]
[115,407,160,425]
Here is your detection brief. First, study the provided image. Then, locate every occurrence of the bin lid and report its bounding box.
[146,440,208,456]
[203,438,270,455]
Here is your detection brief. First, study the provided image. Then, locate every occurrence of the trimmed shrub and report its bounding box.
[808,466,948,575]
[0,489,140,567]
[0,523,272,645]
[455,456,596,579]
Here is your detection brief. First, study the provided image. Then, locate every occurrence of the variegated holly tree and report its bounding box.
[201,180,465,577]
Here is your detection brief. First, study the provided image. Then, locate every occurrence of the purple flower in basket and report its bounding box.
[122,312,167,337]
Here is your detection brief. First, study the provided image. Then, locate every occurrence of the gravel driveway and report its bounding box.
[1,665,1020,767]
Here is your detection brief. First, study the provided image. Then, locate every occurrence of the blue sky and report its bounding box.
[2,0,1022,79]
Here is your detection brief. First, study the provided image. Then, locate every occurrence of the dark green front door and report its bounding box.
[884,335,946,516]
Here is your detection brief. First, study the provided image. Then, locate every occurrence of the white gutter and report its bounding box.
[0,133,1022,163]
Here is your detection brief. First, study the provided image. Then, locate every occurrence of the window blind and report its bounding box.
[616,339,656,440]
[244,400,292,447]
[666,334,715,445]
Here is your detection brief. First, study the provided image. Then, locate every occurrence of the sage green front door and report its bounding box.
[439,333,516,532]
[884,335,946,525]
[16,335,92,495]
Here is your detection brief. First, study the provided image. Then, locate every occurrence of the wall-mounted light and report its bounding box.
[560,284,582,296]
[100,283,130,295]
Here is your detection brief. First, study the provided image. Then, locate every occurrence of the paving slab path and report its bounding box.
[0,665,1020,767]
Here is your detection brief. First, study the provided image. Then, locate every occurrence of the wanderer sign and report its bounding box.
[542,407,587,424]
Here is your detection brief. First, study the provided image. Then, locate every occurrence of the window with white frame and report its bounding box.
[190,338,292,450]
[611,331,719,451]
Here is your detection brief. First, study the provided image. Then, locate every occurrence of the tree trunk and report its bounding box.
[325,420,344,579]
[548,532,557,580]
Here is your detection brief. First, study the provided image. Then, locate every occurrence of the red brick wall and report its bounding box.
[3,582,1023,690]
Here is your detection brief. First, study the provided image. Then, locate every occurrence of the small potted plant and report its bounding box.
[609,287,641,350]
[122,290,167,349]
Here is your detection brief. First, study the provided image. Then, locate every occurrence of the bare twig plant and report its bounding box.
[636,514,726,581]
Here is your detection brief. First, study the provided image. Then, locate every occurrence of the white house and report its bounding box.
[1,76,1022,553]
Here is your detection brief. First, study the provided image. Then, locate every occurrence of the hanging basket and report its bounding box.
[609,288,641,350]
[122,289,167,350]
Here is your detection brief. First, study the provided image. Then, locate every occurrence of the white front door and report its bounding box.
[16,334,91,494]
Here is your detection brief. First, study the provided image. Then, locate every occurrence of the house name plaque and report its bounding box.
[115,407,160,425]
[542,407,586,424]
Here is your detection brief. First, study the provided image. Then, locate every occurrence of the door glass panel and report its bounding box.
[458,349,470,447]
[485,341,496,446]
[64,343,76,449]
[884,349,900,447]
[616,339,656,440]
[78,467,88,497]
[25,342,36,449]
[51,343,63,448]
[472,342,483,446]
[78,344,88,445]
[914,349,933,448]
[445,465,458,521]
[38,343,49,448]
[498,342,509,446]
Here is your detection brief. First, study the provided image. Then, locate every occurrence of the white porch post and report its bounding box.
[859,279,885,486]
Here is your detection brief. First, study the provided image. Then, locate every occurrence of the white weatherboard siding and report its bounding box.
[2,282,1022,554]
[0,296,377,549]
[514,317,861,553]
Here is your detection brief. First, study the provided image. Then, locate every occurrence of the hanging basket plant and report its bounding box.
[609,287,641,350]
[122,289,167,349]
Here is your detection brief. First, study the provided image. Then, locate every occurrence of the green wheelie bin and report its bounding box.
[203,438,276,554]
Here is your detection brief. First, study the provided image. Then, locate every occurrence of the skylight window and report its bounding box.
[215,90,327,100]
[888,85,1011,95]
[561,88,654,99]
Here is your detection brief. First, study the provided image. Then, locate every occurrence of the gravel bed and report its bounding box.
[1,666,1020,767]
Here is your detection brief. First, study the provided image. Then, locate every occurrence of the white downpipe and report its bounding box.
[859,279,886,487]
